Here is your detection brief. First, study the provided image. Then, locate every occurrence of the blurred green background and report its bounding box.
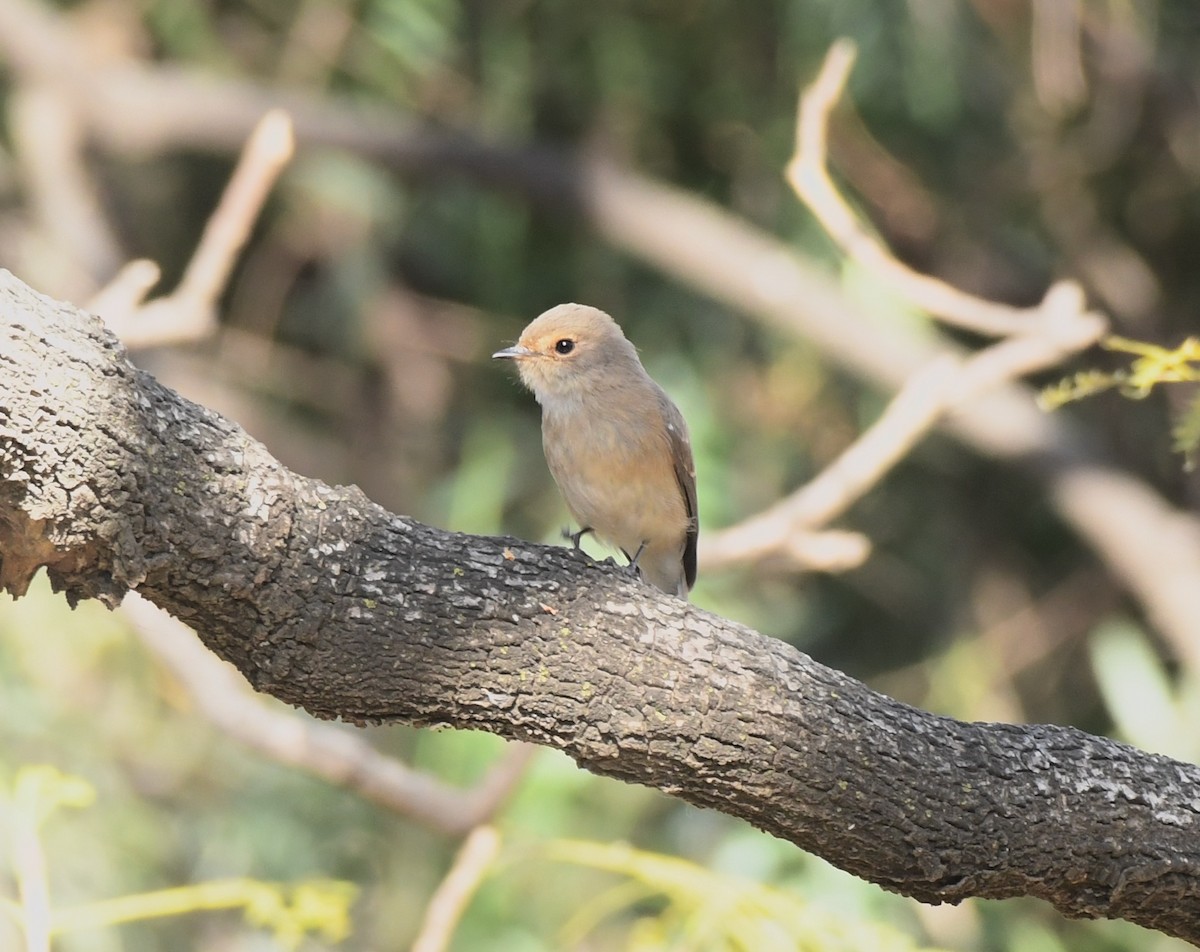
[2,0,1199,949]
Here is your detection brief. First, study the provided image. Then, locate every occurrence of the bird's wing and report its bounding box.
[660,391,699,591]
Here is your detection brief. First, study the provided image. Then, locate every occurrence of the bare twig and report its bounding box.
[181,109,294,310]
[12,810,51,952]
[121,594,534,835]
[702,301,1104,572]
[10,84,123,296]
[786,39,1097,340]
[91,110,295,347]
[702,50,1107,574]
[711,528,870,575]
[701,356,959,572]
[409,826,502,952]
[85,259,161,320]
[1031,0,1088,117]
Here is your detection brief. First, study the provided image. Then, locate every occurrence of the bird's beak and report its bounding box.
[492,344,535,360]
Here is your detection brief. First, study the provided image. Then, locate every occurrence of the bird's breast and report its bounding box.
[541,402,687,555]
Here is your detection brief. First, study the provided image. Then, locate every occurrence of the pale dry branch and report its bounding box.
[93,110,294,348]
[763,528,872,574]
[702,284,1106,573]
[786,39,1098,340]
[409,826,502,952]
[122,593,534,836]
[178,109,294,310]
[10,84,123,297]
[702,44,1109,575]
[12,803,51,952]
[84,259,161,320]
[1031,0,1088,117]
[701,356,958,573]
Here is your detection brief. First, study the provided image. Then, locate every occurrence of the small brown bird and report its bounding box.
[493,303,698,598]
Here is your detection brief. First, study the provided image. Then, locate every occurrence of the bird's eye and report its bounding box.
[554,339,575,355]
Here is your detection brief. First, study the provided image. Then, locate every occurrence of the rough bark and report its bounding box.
[2,269,1199,944]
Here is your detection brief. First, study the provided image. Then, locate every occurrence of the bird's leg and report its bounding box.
[564,526,594,550]
[620,542,648,580]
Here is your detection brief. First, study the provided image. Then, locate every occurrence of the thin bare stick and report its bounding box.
[1031,0,1088,116]
[701,44,1108,574]
[787,39,1085,339]
[93,110,294,347]
[702,292,1105,572]
[85,259,161,317]
[177,108,294,309]
[702,357,958,572]
[11,84,124,290]
[122,594,533,835]
[12,812,50,952]
[410,826,502,952]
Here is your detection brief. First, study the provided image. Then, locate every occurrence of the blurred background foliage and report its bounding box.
[2,0,1200,949]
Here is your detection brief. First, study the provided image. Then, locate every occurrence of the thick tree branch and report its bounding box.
[3,272,1200,942]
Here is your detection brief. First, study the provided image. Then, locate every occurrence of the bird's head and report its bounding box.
[492,303,640,402]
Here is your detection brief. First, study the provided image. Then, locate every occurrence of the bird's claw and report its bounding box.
[620,542,648,580]
[564,526,593,550]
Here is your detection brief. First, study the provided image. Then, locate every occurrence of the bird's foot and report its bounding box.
[564,526,594,550]
[620,542,648,580]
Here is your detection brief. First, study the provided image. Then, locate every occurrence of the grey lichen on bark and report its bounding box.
[2,269,1200,944]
